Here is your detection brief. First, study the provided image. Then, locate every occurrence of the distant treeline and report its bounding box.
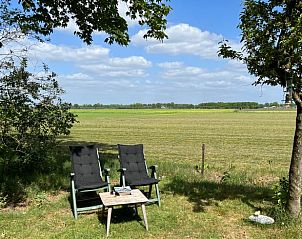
[71,102,293,109]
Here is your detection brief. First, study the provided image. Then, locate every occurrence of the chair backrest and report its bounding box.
[70,145,103,190]
[118,144,149,180]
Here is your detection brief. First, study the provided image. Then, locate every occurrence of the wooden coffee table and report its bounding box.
[99,189,149,236]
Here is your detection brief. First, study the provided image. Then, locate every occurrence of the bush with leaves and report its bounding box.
[0,57,76,174]
[272,177,289,209]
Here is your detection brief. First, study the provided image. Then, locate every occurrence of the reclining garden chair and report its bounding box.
[70,145,111,219]
[118,144,160,206]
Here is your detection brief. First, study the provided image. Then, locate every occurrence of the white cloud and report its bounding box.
[158,61,206,80]
[30,42,109,62]
[162,66,206,79]
[132,23,241,59]
[79,63,149,78]
[226,59,247,70]
[118,1,139,27]
[157,60,256,93]
[26,42,152,79]
[63,73,93,81]
[108,56,152,68]
[157,61,184,69]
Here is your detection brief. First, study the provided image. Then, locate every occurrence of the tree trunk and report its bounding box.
[288,93,302,217]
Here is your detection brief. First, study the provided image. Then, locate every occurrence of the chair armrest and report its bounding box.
[149,165,158,178]
[70,173,76,191]
[103,168,111,191]
[149,165,158,171]
[118,168,127,187]
[103,168,110,175]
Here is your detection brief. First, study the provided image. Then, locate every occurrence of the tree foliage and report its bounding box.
[218,0,302,217]
[0,5,76,176]
[0,0,171,203]
[2,0,171,45]
[70,102,281,109]
[219,0,302,92]
[0,57,76,172]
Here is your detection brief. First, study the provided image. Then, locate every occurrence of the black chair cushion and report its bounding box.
[126,177,159,187]
[70,145,107,191]
[118,144,159,187]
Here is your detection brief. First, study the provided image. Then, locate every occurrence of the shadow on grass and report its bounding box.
[97,206,145,228]
[164,175,273,213]
[0,140,119,206]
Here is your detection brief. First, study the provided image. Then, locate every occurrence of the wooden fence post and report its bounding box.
[201,144,205,175]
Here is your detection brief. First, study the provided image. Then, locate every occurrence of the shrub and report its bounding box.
[272,177,289,209]
[0,57,76,204]
[0,58,76,172]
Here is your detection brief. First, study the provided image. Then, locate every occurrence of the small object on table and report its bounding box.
[113,186,132,196]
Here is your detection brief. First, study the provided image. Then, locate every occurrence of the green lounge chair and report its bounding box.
[70,145,110,219]
[118,144,160,206]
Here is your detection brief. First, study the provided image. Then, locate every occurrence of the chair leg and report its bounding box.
[134,204,138,216]
[107,182,111,192]
[106,207,112,237]
[71,180,78,219]
[148,184,152,199]
[155,183,161,206]
[121,174,126,187]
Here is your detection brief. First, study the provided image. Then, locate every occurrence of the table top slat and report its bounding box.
[99,189,148,207]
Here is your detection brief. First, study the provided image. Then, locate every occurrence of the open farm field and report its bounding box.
[1,109,301,239]
[70,109,295,181]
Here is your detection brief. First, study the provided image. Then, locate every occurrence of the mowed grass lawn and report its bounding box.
[1,109,301,239]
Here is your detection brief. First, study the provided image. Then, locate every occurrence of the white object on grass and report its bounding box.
[249,214,274,224]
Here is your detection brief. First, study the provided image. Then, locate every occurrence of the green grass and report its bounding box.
[1,109,301,239]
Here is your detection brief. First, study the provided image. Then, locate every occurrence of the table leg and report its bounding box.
[106,207,112,237]
[135,204,138,216]
[102,204,105,217]
[141,204,148,231]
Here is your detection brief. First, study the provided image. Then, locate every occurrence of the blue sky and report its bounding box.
[26,0,284,104]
